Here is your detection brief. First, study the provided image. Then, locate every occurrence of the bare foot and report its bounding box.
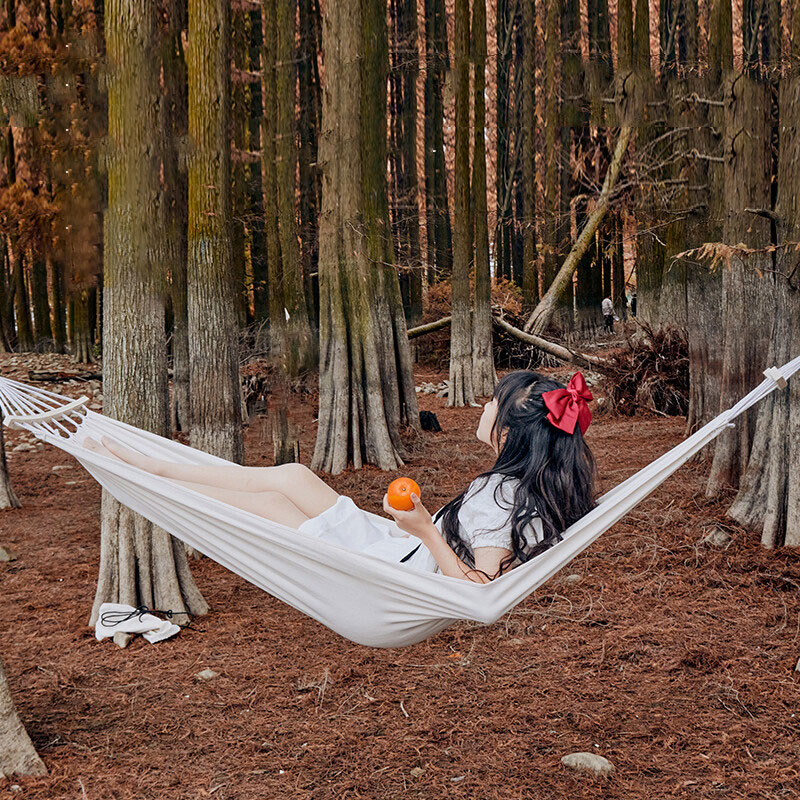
[82,436,117,459]
[99,435,152,471]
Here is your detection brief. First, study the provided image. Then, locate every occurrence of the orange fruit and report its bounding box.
[387,477,421,511]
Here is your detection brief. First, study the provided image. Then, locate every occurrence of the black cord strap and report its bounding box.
[99,604,189,628]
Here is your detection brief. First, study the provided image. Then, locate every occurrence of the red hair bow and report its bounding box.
[541,372,593,435]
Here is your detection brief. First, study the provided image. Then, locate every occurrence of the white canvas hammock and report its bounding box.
[1,357,798,648]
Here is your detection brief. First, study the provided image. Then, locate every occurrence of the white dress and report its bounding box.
[296,473,544,574]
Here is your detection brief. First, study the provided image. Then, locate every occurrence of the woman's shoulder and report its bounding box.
[465,472,520,507]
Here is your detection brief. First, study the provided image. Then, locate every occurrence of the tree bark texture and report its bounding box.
[312,0,420,474]
[164,0,190,433]
[542,0,561,318]
[706,73,774,496]
[727,69,800,547]
[520,0,536,309]
[94,0,209,637]
[448,0,474,407]
[276,0,315,375]
[495,0,514,283]
[394,0,423,326]
[471,0,496,397]
[0,407,20,509]
[632,0,663,327]
[298,0,322,327]
[187,0,244,464]
[424,0,452,282]
[231,8,251,329]
[686,68,725,433]
[0,654,46,777]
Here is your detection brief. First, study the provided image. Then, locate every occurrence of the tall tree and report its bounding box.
[275,0,315,374]
[521,0,536,309]
[728,34,800,547]
[93,0,208,638]
[231,8,252,329]
[163,0,191,433]
[390,0,423,326]
[449,0,474,407]
[706,15,774,495]
[297,0,322,326]
[632,0,664,325]
[562,0,592,332]
[0,653,45,777]
[261,0,303,464]
[424,0,452,282]
[471,0,496,396]
[495,0,514,283]
[686,0,728,432]
[187,0,244,463]
[312,0,420,473]
[542,0,562,321]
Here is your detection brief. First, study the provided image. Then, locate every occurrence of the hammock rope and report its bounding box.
[1,356,798,648]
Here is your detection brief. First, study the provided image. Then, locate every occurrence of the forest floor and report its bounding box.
[1,351,799,799]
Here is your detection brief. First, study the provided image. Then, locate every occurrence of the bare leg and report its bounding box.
[82,438,311,528]
[83,436,339,518]
[164,478,311,529]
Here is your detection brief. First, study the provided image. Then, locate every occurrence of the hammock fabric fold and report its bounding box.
[1,356,798,648]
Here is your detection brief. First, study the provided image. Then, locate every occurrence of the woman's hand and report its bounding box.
[383,492,436,541]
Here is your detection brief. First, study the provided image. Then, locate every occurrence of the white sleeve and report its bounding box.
[457,476,517,551]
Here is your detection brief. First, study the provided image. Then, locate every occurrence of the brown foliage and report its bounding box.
[595,322,690,417]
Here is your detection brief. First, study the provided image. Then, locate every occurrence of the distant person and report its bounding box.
[631,292,637,317]
[602,296,614,334]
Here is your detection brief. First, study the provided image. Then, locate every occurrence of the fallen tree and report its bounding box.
[492,315,612,372]
[522,126,633,336]
[407,316,452,339]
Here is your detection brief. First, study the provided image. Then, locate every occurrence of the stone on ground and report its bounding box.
[561,752,615,777]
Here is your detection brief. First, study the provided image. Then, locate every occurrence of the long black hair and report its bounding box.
[433,371,597,577]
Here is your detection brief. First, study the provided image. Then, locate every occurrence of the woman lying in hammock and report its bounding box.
[83,371,596,584]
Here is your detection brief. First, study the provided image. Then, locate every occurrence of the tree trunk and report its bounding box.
[49,258,67,354]
[632,0,663,327]
[686,0,729,434]
[187,0,245,464]
[520,0,536,309]
[276,0,315,375]
[262,0,283,351]
[10,247,33,352]
[430,0,452,280]
[231,8,251,330]
[247,8,270,324]
[448,0,474,407]
[0,243,13,352]
[726,23,799,547]
[423,0,437,282]
[542,0,562,323]
[164,0,190,434]
[298,0,321,327]
[93,0,209,640]
[68,290,93,363]
[30,255,50,349]
[311,0,421,474]
[706,73,774,496]
[0,654,45,777]
[471,0,496,397]
[495,0,513,284]
[261,0,300,464]
[0,408,20,509]
[390,0,422,327]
